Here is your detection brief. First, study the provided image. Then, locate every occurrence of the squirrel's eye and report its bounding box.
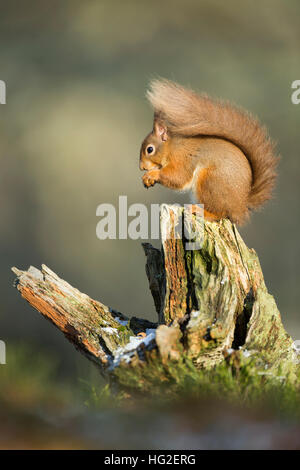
[146,145,155,155]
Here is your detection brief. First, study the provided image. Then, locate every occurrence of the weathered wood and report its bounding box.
[11,205,299,387]
[11,264,156,373]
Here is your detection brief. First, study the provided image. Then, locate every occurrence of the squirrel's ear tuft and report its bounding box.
[153,121,168,141]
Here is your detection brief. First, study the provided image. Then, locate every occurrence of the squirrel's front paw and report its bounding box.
[142,170,159,188]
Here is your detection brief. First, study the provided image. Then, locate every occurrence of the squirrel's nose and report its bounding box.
[139,161,146,171]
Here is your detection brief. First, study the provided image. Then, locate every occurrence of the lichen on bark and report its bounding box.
[12,205,300,390]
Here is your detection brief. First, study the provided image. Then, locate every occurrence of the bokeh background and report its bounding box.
[0,0,300,449]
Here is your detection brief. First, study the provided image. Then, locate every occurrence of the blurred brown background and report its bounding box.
[0,0,299,448]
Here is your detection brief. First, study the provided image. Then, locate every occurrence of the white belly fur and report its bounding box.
[180,166,201,203]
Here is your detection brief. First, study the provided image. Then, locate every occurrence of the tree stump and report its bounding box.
[11,205,299,390]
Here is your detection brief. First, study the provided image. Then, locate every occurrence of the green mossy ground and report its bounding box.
[111,351,300,419]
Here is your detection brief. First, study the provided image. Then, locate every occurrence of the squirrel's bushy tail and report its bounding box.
[147,79,278,209]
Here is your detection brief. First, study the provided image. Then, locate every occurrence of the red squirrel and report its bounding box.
[139,79,278,224]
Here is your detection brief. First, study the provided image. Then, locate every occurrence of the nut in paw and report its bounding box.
[142,170,159,188]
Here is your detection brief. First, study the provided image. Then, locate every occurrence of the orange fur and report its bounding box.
[140,79,279,224]
[195,167,211,194]
[203,210,220,222]
[190,204,220,221]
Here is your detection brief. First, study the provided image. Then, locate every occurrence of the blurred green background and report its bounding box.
[0,0,300,449]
